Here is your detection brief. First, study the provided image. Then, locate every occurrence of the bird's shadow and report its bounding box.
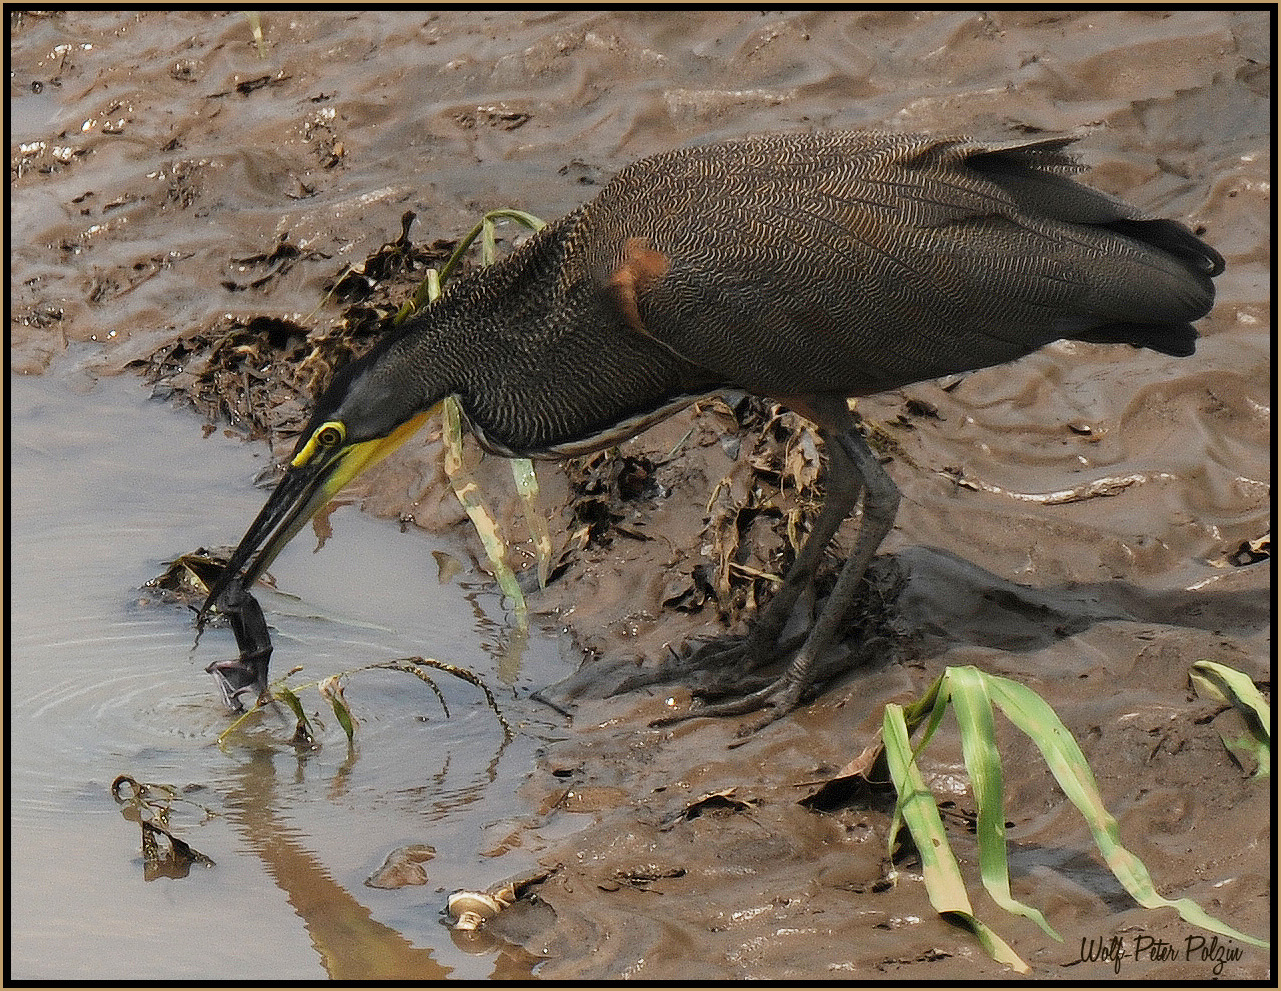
[538,544,1267,708]
[891,544,1268,660]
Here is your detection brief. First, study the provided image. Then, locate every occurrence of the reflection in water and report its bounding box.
[112,774,218,881]
[9,369,565,980]
[227,750,448,981]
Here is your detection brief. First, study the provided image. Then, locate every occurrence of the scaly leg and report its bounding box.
[606,416,863,699]
[604,408,863,699]
[686,419,865,691]
[656,400,900,734]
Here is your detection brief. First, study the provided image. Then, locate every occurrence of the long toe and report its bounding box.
[649,671,806,732]
[682,629,809,695]
[601,632,785,698]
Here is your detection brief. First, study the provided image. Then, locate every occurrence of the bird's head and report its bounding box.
[198,346,438,624]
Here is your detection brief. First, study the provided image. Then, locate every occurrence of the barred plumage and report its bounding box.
[203,130,1222,725]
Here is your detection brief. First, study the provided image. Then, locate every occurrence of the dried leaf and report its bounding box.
[319,675,357,743]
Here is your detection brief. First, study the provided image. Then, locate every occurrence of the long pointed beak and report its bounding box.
[195,407,435,709]
[199,406,437,627]
[195,449,342,709]
[199,452,341,626]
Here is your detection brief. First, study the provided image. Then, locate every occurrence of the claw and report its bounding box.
[649,671,801,735]
[680,630,808,696]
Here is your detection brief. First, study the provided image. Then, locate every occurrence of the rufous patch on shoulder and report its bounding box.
[606,237,670,336]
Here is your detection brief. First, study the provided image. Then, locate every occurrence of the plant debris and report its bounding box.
[132,213,456,446]
[111,774,216,880]
[140,546,242,606]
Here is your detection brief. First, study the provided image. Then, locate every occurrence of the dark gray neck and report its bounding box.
[374,213,718,457]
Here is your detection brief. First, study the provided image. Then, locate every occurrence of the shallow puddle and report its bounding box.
[9,365,572,980]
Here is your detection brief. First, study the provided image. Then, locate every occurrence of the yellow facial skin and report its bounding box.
[292,406,437,509]
[200,405,441,621]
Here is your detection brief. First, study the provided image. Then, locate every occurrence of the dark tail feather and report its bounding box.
[1103,217,1225,278]
[971,137,1224,330]
[1073,321,1198,358]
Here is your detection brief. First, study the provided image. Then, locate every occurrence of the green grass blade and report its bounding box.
[1190,660,1270,777]
[478,211,551,590]
[436,219,485,285]
[441,397,527,621]
[915,674,951,751]
[437,209,546,284]
[423,236,537,622]
[884,704,971,909]
[887,674,950,850]
[320,675,357,743]
[1190,661,1270,725]
[900,670,946,734]
[394,268,440,326]
[985,674,1269,949]
[482,207,547,232]
[275,684,315,746]
[511,457,552,588]
[480,217,498,267]
[948,666,1060,940]
[883,703,1030,974]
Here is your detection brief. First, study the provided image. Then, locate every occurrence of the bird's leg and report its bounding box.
[686,423,865,693]
[656,412,900,734]
[604,420,863,700]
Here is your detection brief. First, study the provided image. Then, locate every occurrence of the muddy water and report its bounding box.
[9,365,571,980]
[9,9,1271,981]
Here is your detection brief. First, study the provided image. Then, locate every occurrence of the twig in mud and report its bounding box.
[939,468,1176,505]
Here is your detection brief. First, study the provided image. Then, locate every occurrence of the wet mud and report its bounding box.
[9,9,1270,980]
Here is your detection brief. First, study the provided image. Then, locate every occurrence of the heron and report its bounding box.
[197,130,1222,730]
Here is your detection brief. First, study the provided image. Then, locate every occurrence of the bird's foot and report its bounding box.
[652,632,867,738]
[645,630,813,738]
[603,644,712,696]
[675,630,807,697]
[596,629,791,698]
[650,672,806,740]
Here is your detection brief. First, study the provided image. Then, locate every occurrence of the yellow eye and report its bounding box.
[292,420,346,467]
